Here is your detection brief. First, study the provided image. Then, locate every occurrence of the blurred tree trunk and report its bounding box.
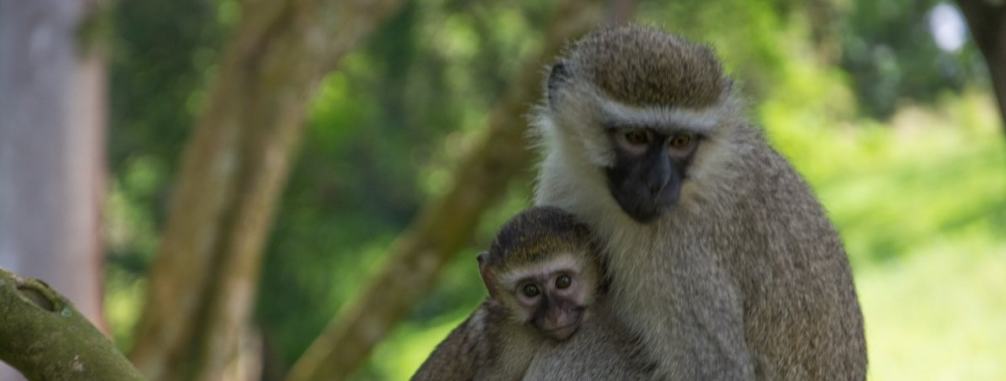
[0,0,107,378]
[126,1,406,380]
[956,0,1006,132]
[283,1,601,380]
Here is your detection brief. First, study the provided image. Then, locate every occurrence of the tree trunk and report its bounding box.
[956,0,1006,133]
[0,268,143,381]
[282,2,601,380]
[0,0,107,378]
[126,1,406,380]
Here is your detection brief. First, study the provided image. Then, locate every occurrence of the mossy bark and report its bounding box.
[0,268,143,381]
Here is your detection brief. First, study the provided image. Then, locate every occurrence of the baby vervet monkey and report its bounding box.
[412,206,605,381]
[479,206,603,342]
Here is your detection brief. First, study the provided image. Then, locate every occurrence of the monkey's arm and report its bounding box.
[411,302,492,381]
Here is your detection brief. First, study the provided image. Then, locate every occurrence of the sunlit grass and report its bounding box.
[860,241,1006,380]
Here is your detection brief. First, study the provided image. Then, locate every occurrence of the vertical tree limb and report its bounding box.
[127,1,406,380]
[956,0,1006,132]
[282,2,601,380]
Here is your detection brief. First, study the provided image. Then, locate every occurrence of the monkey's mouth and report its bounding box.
[617,194,663,223]
[543,324,580,341]
[540,310,584,341]
[608,183,676,223]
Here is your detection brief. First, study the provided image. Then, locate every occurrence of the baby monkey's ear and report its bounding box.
[476,251,497,299]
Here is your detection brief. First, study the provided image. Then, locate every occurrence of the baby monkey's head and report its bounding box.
[478,206,602,341]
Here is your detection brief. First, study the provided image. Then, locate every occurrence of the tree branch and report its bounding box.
[282,1,601,380]
[0,268,144,381]
[127,1,407,380]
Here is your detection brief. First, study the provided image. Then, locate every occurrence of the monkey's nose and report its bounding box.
[645,158,672,195]
[646,173,670,197]
[648,179,666,195]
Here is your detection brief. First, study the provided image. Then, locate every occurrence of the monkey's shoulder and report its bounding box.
[412,302,496,381]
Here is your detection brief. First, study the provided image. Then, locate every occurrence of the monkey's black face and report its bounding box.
[605,127,699,223]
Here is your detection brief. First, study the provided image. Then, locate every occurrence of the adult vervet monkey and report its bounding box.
[528,25,867,380]
[414,24,867,381]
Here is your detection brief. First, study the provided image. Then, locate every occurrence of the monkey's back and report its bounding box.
[411,303,491,381]
[722,131,867,379]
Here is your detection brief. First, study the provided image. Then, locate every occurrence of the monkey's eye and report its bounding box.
[667,133,697,157]
[615,129,652,155]
[521,284,541,298]
[555,274,572,289]
[624,129,652,145]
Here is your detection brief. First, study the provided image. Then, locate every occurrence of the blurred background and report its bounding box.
[1,0,1004,380]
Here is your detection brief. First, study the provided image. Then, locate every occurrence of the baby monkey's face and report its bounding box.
[480,251,599,341]
[479,206,601,341]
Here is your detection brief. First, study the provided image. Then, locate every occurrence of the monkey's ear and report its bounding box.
[546,61,570,109]
[476,251,498,298]
[476,251,488,268]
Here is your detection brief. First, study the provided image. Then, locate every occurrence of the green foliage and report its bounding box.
[837,0,988,118]
[861,243,1006,380]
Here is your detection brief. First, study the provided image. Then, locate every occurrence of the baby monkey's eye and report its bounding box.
[522,284,541,298]
[555,274,572,289]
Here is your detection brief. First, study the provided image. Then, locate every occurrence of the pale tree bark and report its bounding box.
[126,1,407,380]
[0,268,143,381]
[956,0,1006,132]
[283,1,602,380]
[0,0,107,378]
